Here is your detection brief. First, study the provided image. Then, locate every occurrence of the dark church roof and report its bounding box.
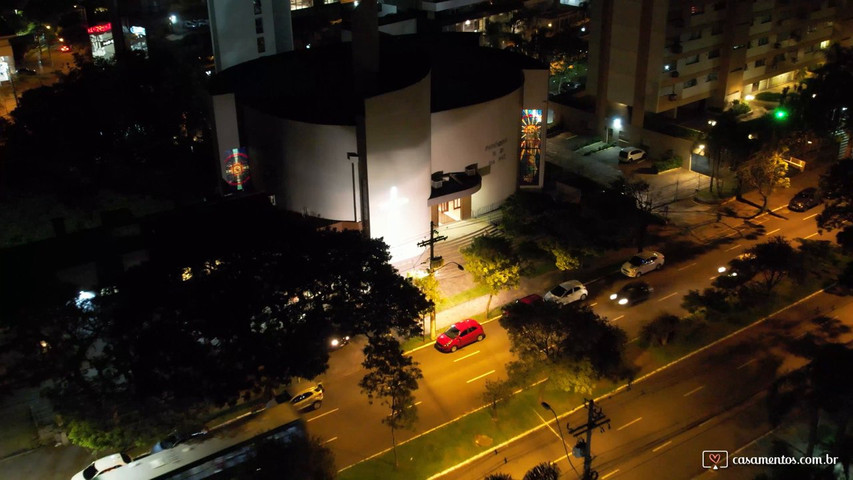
[210,33,546,125]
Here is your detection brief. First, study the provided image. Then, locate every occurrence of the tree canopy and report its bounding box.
[461,235,523,317]
[6,210,430,450]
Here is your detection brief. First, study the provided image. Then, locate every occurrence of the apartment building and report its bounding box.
[587,0,853,130]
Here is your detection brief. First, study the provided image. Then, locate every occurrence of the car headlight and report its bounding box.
[717,266,727,273]
[344,336,350,341]
[618,298,628,305]
[330,339,339,347]
[609,293,617,300]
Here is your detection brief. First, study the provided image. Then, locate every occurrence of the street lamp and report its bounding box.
[541,402,582,480]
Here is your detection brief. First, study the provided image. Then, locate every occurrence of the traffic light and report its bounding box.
[774,108,789,120]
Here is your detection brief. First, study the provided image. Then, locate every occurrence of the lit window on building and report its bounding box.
[820,40,830,49]
[324,0,338,4]
[755,59,766,67]
[690,4,704,15]
[291,0,312,10]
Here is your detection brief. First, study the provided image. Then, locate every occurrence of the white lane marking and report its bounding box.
[453,350,481,363]
[772,204,787,212]
[805,232,818,239]
[726,244,742,252]
[307,408,340,422]
[737,358,757,369]
[796,332,808,339]
[601,469,620,479]
[725,231,738,237]
[709,276,719,280]
[652,440,672,453]
[322,436,338,444]
[764,228,781,236]
[628,336,640,343]
[590,302,598,307]
[678,263,697,271]
[683,385,705,397]
[612,315,625,322]
[414,401,423,406]
[657,292,679,302]
[466,370,496,384]
[617,417,642,431]
[804,213,819,220]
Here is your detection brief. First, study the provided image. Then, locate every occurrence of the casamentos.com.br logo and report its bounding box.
[702,450,839,469]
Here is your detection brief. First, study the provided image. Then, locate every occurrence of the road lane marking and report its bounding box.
[612,315,625,322]
[590,302,598,307]
[683,385,705,397]
[737,358,757,369]
[804,213,819,220]
[805,232,818,239]
[709,276,719,280]
[678,263,697,271]
[628,336,640,343]
[601,469,620,479]
[725,231,738,237]
[322,436,338,444]
[307,408,340,422]
[652,440,672,453]
[617,417,642,431]
[772,204,787,212]
[657,292,679,302]
[414,401,423,406]
[453,350,481,362]
[726,244,742,251]
[466,370,496,384]
[764,228,781,236]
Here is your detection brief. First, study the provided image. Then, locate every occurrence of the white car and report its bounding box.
[543,280,588,305]
[621,251,665,277]
[618,147,646,163]
[71,453,132,480]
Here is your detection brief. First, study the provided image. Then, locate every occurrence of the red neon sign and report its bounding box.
[87,24,112,34]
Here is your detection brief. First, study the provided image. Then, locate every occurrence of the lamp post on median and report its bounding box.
[541,402,582,480]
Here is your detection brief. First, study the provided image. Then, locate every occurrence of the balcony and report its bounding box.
[428,165,482,206]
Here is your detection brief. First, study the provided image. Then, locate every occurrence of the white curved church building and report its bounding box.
[210,33,547,263]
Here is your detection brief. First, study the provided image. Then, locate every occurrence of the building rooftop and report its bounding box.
[211,33,546,125]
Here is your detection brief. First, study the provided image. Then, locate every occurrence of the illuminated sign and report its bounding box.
[129,26,146,35]
[519,109,542,186]
[87,23,112,34]
[0,57,10,82]
[224,148,251,191]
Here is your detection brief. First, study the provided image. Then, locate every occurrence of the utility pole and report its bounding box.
[417,221,448,340]
[568,398,610,480]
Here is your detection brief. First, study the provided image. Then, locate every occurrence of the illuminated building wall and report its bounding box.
[208,0,294,72]
[365,73,432,262]
[431,88,523,217]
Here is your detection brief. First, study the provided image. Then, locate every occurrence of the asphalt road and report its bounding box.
[436,290,853,480]
[305,199,835,472]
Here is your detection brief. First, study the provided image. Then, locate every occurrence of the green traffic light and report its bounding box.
[774,109,788,120]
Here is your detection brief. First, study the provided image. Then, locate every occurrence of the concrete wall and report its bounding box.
[365,72,433,262]
[431,87,522,218]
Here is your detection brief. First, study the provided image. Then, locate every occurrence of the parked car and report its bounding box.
[621,251,665,277]
[788,187,822,212]
[502,294,542,317]
[71,453,132,480]
[327,331,350,350]
[618,147,646,164]
[714,253,757,288]
[609,281,653,306]
[280,383,324,411]
[543,280,588,305]
[435,319,485,353]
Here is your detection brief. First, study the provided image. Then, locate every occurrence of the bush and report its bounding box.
[641,313,680,346]
[730,102,751,116]
[654,155,682,172]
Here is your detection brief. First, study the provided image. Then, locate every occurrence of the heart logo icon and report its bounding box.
[709,453,721,464]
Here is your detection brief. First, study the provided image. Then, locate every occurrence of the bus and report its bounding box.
[97,402,305,480]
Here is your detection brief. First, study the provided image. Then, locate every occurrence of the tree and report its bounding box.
[485,474,514,480]
[747,236,800,293]
[640,313,680,346]
[707,111,752,196]
[461,235,523,318]
[817,158,853,253]
[232,435,337,480]
[523,462,560,480]
[610,178,665,252]
[359,335,423,469]
[800,44,853,135]
[539,239,582,272]
[482,379,513,418]
[10,211,430,450]
[410,271,440,338]
[500,301,628,387]
[736,148,791,214]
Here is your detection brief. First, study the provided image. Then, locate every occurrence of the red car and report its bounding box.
[435,319,485,353]
[59,44,71,53]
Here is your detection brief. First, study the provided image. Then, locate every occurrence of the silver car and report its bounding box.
[621,251,665,277]
[543,280,589,305]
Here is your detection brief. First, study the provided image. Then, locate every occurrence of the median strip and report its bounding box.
[652,440,672,453]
